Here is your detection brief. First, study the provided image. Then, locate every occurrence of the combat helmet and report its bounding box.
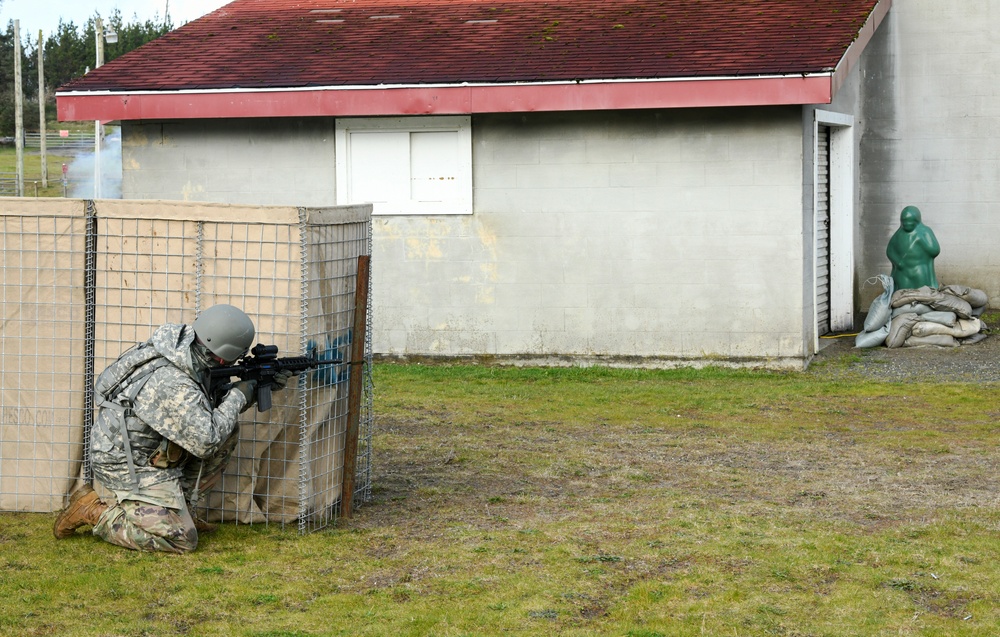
[192,304,255,364]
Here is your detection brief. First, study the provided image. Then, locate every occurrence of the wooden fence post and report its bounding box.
[341,254,370,519]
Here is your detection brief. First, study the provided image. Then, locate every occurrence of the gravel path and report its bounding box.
[808,328,1000,382]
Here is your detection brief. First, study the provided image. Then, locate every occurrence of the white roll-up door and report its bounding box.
[815,125,832,336]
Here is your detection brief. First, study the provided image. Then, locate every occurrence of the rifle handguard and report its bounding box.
[208,343,341,413]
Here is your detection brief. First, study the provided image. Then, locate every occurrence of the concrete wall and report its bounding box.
[123,108,808,366]
[382,109,807,365]
[858,0,1000,305]
[122,118,337,207]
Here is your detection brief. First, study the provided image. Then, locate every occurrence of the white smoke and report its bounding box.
[67,126,123,199]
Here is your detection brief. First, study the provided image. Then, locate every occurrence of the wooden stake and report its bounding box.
[14,21,24,197]
[341,254,370,519]
[38,30,47,189]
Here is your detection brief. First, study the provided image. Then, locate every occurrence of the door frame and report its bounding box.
[813,109,855,349]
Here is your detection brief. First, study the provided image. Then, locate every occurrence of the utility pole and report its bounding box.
[14,21,24,197]
[94,18,104,199]
[93,18,118,199]
[38,30,47,189]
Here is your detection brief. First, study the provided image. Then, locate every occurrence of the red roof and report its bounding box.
[56,0,890,120]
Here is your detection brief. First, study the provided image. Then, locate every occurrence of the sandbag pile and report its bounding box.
[856,281,989,348]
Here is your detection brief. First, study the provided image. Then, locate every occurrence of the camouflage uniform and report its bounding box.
[89,323,248,554]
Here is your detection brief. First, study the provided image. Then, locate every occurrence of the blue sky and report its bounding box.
[2,0,231,41]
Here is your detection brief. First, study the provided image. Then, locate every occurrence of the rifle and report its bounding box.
[208,344,339,412]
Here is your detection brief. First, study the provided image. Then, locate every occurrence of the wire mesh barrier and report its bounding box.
[0,173,87,198]
[0,174,15,196]
[0,199,373,533]
[3,127,122,198]
[0,200,89,517]
[24,131,96,153]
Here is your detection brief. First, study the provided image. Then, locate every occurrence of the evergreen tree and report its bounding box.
[0,20,38,136]
[43,20,89,94]
[2,9,174,135]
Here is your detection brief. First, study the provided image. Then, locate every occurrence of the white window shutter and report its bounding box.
[336,116,472,215]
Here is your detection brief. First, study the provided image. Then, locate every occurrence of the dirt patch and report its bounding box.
[359,403,998,537]
[809,330,1000,382]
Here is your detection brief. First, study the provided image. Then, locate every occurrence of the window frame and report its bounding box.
[335,115,473,216]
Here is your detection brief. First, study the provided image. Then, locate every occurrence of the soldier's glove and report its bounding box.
[231,380,257,406]
[272,370,294,391]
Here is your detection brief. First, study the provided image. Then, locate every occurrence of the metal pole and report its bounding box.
[94,18,104,199]
[14,21,24,197]
[38,30,48,189]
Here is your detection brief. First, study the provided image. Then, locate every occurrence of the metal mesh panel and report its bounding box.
[0,199,372,532]
[299,215,374,530]
[0,203,89,512]
[357,230,375,506]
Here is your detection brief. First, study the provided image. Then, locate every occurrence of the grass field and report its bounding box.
[1,362,998,636]
[0,145,76,197]
[0,121,92,197]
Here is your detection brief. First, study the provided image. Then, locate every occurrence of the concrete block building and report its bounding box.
[56,0,995,369]
[856,0,1000,306]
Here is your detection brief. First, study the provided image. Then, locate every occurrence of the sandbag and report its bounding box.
[961,333,989,345]
[939,284,988,309]
[890,287,972,319]
[910,321,953,338]
[890,286,938,308]
[952,318,982,338]
[918,311,957,327]
[863,274,895,332]
[891,302,932,317]
[933,294,973,319]
[886,313,921,348]
[911,317,981,339]
[904,334,960,348]
[855,324,889,349]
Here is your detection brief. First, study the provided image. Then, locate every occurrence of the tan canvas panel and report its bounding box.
[94,216,201,370]
[0,213,88,512]
[94,199,300,225]
[0,197,87,217]
[303,205,372,226]
[2,199,371,529]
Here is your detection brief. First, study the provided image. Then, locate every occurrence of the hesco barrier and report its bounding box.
[0,198,373,533]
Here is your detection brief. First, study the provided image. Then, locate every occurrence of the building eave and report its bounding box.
[831,0,891,97]
[57,74,836,122]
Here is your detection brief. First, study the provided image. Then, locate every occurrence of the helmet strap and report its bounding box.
[191,339,222,371]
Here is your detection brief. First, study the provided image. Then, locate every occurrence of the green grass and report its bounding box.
[0,121,90,197]
[0,146,76,197]
[2,363,998,636]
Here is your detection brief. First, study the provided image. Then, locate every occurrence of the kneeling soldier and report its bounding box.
[54,304,290,553]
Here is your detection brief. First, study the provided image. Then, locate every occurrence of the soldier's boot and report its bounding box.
[194,518,218,533]
[53,485,109,539]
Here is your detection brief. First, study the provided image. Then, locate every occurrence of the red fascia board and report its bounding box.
[57,76,833,122]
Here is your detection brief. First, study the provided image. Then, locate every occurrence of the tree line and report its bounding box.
[1,9,174,136]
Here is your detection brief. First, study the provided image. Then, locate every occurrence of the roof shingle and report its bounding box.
[60,0,882,93]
